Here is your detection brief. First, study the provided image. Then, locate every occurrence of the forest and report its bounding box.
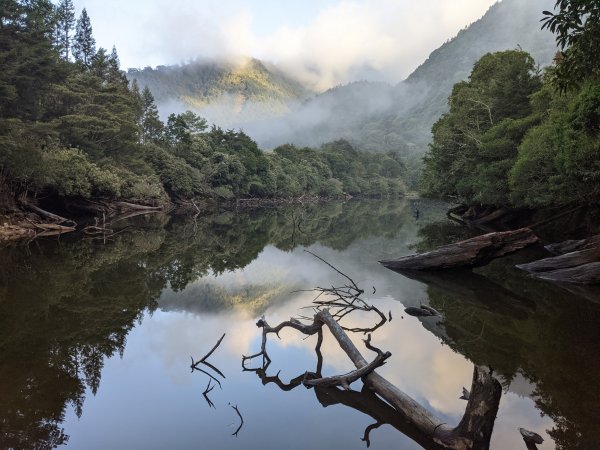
[421,1,599,211]
[0,0,406,221]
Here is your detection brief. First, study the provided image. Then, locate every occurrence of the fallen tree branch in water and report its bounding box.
[245,309,501,450]
[303,334,391,390]
[191,333,227,387]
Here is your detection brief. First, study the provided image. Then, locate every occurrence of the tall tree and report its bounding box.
[72,8,95,66]
[107,45,128,85]
[141,86,164,144]
[55,0,75,60]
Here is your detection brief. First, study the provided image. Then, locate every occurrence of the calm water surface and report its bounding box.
[0,199,598,449]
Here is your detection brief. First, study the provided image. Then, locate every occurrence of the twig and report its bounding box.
[304,250,363,294]
[191,333,226,379]
[202,379,216,408]
[361,421,383,448]
[229,403,244,437]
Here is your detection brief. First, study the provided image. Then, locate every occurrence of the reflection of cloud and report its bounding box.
[263,294,473,417]
[491,392,555,449]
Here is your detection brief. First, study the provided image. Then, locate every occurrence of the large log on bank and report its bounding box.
[380,228,539,270]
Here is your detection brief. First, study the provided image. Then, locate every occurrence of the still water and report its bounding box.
[0,199,598,449]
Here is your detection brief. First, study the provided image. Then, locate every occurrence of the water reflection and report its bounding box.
[0,199,597,449]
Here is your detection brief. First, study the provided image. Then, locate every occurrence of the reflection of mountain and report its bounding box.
[159,280,294,315]
[396,238,600,449]
[0,199,411,448]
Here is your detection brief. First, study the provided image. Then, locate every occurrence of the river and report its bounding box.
[0,199,598,449]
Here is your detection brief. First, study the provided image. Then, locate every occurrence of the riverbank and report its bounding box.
[0,192,406,244]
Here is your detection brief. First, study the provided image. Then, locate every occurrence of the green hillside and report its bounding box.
[127,57,311,124]
[250,0,558,186]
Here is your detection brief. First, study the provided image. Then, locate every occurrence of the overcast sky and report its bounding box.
[69,0,499,89]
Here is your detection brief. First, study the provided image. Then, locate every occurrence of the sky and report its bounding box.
[69,0,499,89]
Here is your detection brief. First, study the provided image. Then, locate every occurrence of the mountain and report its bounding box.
[127,57,312,125]
[244,0,558,165]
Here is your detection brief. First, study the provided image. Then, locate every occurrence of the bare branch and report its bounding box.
[229,403,244,437]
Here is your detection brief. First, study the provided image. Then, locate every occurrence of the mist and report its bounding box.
[76,0,497,91]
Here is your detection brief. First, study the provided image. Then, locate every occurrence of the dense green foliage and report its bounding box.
[422,45,600,208]
[542,0,600,91]
[0,1,405,210]
[251,0,557,190]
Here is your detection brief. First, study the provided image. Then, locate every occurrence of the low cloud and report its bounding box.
[77,0,497,90]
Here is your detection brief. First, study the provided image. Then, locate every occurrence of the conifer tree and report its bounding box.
[141,86,164,144]
[73,8,95,66]
[55,0,75,60]
[108,46,128,86]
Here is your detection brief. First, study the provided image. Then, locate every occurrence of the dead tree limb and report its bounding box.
[303,334,391,390]
[202,379,216,409]
[247,310,501,450]
[191,333,227,387]
[20,201,77,227]
[229,403,244,437]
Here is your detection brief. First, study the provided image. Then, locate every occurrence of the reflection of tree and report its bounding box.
[0,199,412,448]
[402,241,600,449]
[0,230,164,449]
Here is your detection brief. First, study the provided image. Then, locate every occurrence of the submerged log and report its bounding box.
[380,228,539,270]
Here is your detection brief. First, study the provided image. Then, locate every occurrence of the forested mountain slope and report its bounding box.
[246,0,557,165]
[127,57,311,125]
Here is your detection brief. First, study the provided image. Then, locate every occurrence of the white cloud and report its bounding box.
[74,0,497,90]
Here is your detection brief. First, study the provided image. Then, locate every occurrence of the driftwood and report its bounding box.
[191,333,226,388]
[114,201,163,211]
[244,310,501,450]
[380,228,539,270]
[404,304,440,317]
[527,262,600,285]
[20,201,77,227]
[545,234,600,255]
[517,235,600,285]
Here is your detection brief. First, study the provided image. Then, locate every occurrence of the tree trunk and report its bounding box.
[380,228,539,270]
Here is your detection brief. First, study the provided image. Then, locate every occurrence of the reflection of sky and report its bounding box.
[63,234,556,449]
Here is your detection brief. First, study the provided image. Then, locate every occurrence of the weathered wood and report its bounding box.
[317,311,501,450]
[544,234,600,255]
[532,262,600,285]
[516,247,600,273]
[249,310,502,449]
[471,208,508,225]
[115,201,162,211]
[19,201,77,227]
[380,228,539,270]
